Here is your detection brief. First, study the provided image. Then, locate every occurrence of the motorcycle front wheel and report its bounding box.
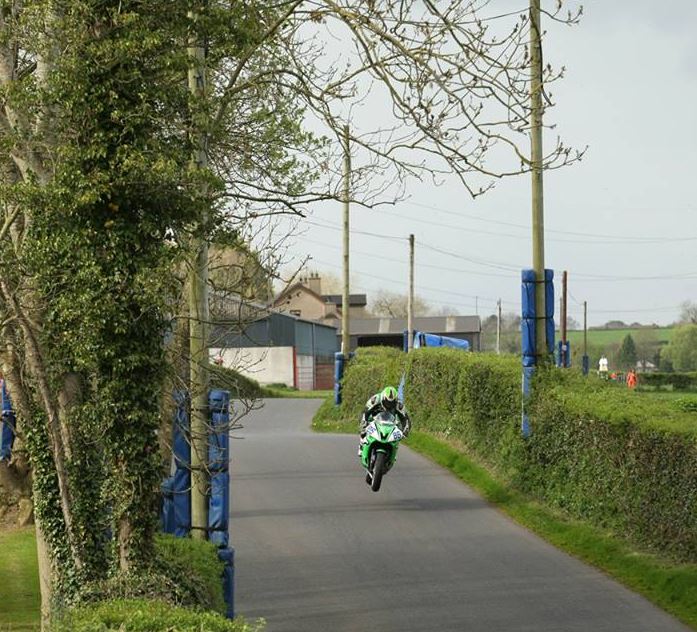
[371,451,387,492]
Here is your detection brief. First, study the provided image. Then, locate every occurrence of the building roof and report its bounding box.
[322,294,368,307]
[211,291,337,331]
[349,315,481,336]
[272,282,325,307]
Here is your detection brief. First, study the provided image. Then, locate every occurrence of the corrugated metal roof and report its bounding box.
[322,294,368,307]
[349,315,481,335]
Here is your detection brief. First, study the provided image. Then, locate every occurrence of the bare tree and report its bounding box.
[371,289,433,318]
[679,300,697,325]
[208,0,584,224]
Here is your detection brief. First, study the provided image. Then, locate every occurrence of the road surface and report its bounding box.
[231,399,688,632]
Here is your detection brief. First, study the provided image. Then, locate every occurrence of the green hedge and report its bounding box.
[59,535,258,631]
[639,372,697,391]
[76,535,226,614]
[53,599,261,632]
[210,365,270,398]
[336,348,697,562]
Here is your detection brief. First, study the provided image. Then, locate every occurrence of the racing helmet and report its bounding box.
[380,386,398,412]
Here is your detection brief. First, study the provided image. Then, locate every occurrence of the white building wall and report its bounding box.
[211,347,295,387]
[295,355,314,391]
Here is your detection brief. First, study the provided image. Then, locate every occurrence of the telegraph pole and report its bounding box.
[583,300,589,375]
[341,124,351,356]
[407,234,415,351]
[188,5,210,541]
[561,270,568,366]
[583,300,588,357]
[496,299,502,355]
[530,0,547,360]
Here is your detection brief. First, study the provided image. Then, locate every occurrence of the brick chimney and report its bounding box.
[307,272,322,295]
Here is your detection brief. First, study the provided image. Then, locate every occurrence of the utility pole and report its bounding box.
[583,300,588,358]
[583,300,589,376]
[561,270,568,366]
[475,296,478,316]
[530,0,547,361]
[188,5,209,541]
[407,234,415,351]
[341,124,351,357]
[496,299,502,355]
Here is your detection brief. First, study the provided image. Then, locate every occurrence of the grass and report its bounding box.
[264,387,333,399]
[312,404,697,630]
[637,389,697,400]
[0,527,40,631]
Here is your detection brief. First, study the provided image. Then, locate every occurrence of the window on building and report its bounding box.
[290,310,302,317]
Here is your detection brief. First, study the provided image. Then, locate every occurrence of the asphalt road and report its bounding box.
[231,399,688,632]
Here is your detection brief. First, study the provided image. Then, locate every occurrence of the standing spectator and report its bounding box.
[598,355,609,379]
[626,369,637,389]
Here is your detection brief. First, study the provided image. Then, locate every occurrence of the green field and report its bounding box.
[482,326,675,357]
[566,327,675,347]
[0,528,40,631]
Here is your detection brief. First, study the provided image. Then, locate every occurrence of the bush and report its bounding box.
[209,365,270,399]
[335,347,697,562]
[639,372,697,391]
[77,535,227,615]
[675,397,697,413]
[53,599,262,632]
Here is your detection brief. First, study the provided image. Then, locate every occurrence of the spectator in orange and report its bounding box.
[626,369,637,389]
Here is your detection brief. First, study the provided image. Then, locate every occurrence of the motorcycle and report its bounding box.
[359,411,404,492]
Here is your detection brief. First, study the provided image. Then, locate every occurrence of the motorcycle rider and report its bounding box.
[358,386,411,454]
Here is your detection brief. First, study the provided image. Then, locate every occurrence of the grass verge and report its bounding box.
[0,527,40,631]
[265,387,333,399]
[312,403,697,630]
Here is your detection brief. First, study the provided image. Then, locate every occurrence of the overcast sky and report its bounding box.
[276,0,697,327]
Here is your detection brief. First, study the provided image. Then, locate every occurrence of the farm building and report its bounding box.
[210,299,338,390]
[346,316,482,351]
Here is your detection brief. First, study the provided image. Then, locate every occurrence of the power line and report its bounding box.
[296,234,517,281]
[303,218,697,281]
[310,257,507,311]
[312,256,683,317]
[399,200,697,244]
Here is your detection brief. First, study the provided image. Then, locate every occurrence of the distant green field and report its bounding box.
[481,327,675,355]
[565,327,675,347]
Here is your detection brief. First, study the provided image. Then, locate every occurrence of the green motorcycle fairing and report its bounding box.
[360,412,404,472]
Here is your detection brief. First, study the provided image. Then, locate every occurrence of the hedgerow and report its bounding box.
[52,599,262,632]
[54,535,259,631]
[76,535,226,615]
[639,372,697,391]
[334,347,697,562]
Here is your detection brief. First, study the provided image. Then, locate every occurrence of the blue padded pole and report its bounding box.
[0,379,16,461]
[521,269,536,437]
[208,389,230,548]
[208,389,235,619]
[172,391,191,538]
[334,352,345,406]
[544,269,555,356]
[218,547,235,619]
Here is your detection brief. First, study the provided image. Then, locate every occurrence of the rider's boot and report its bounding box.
[357,430,367,456]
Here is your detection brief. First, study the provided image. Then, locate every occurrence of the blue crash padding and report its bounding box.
[218,547,235,619]
[160,477,175,534]
[172,391,191,538]
[334,352,345,406]
[208,389,230,548]
[0,380,16,460]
